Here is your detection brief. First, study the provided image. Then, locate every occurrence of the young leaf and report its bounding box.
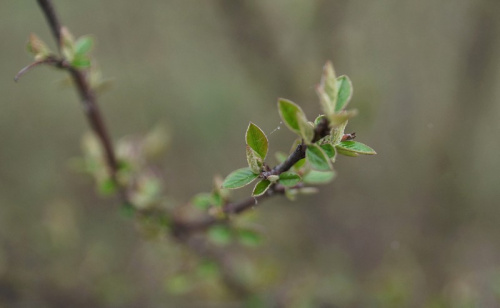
[314,115,327,126]
[279,171,301,187]
[336,141,377,155]
[278,98,307,135]
[336,147,360,157]
[74,35,94,56]
[317,61,337,116]
[267,175,279,183]
[222,168,259,189]
[71,55,91,68]
[208,225,232,246]
[297,111,314,143]
[191,193,213,210]
[303,170,336,184]
[237,229,262,247]
[60,26,75,62]
[246,122,268,159]
[293,158,306,171]
[320,143,336,159]
[335,75,353,112]
[306,144,332,171]
[27,33,50,60]
[246,146,263,174]
[252,179,272,197]
[331,120,348,145]
[329,109,358,126]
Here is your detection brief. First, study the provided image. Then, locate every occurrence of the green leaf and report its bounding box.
[246,122,268,159]
[246,146,263,174]
[72,56,91,68]
[329,109,358,126]
[330,120,348,145]
[27,33,50,60]
[314,115,327,126]
[237,229,262,247]
[335,75,353,112]
[306,144,332,171]
[336,148,360,157]
[98,178,117,196]
[208,225,232,246]
[297,111,314,143]
[252,179,272,197]
[293,158,306,170]
[317,61,337,116]
[60,26,75,62]
[267,175,279,183]
[320,143,336,159]
[74,35,94,56]
[303,170,336,184]
[279,171,301,187]
[222,168,259,189]
[278,98,307,135]
[191,193,213,210]
[336,141,377,155]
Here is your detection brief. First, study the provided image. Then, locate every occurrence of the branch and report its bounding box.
[35,0,127,204]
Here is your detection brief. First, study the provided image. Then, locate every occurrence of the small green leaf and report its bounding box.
[335,75,353,112]
[320,143,336,159]
[314,115,327,126]
[267,175,279,183]
[246,122,268,159]
[303,170,336,184]
[330,120,348,145]
[246,146,263,174]
[306,144,332,171]
[74,35,94,56]
[208,225,232,246]
[278,98,307,135]
[293,158,306,170]
[222,168,259,189]
[72,56,91,68]
[279,171,301,187]
[27,33,50,60]
[317,61,337,116]
[98,178,117,196]
[60,26,75,62]
[297,111,314,143]
[191,193,213,210]
[237,229,262,247]
[330,109,358,126]
[336,141,377,155]
[252,179,272,197]
[336,148,360,157]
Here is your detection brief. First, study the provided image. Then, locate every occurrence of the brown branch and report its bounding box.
[35,0,127,204]
[14,57,59,82]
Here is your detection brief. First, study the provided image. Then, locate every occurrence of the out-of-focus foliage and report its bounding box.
[2,0,500,307]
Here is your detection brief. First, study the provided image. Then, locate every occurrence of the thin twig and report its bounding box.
[14,57,59,82]
[36,0,127,204]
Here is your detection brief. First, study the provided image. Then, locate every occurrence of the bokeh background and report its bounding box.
[1,1,500,307]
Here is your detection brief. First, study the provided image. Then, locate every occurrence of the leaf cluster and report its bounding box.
[221,61,376,199]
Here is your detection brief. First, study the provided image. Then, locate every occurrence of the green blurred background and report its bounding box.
[1,1,500,307]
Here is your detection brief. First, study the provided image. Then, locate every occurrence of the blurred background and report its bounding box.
[1,0,500,307]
